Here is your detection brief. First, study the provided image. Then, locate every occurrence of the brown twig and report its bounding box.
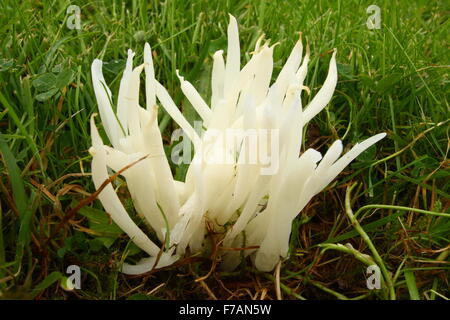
[46,154,150,243]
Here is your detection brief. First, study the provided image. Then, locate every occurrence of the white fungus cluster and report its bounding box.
[89,15,385,274]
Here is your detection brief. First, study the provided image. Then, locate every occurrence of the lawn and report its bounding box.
[0,0,448,300]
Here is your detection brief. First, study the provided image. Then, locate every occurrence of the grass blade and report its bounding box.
[0,134,32,271]
[404,270,420,300]
[31,271,63,298]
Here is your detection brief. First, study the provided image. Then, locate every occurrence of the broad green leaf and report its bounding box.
[0,59,14,72]
[32,73,57,91]
[78,206,124,238]
[55,69,75,89]
[35,88,59,102]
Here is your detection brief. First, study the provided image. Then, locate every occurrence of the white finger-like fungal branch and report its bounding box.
[89,15,386,274]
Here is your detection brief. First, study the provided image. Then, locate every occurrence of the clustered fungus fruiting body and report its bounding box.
[89,15,386,274]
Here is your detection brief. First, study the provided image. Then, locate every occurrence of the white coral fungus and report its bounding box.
[89,15,386,274]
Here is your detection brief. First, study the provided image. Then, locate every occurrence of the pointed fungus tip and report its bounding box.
[175,69,184,81]
[90,112,98,121]
[270,41,280,50]
[228,13,236,21]
[133,63,145,73]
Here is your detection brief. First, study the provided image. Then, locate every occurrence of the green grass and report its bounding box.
[0,0,448,300]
